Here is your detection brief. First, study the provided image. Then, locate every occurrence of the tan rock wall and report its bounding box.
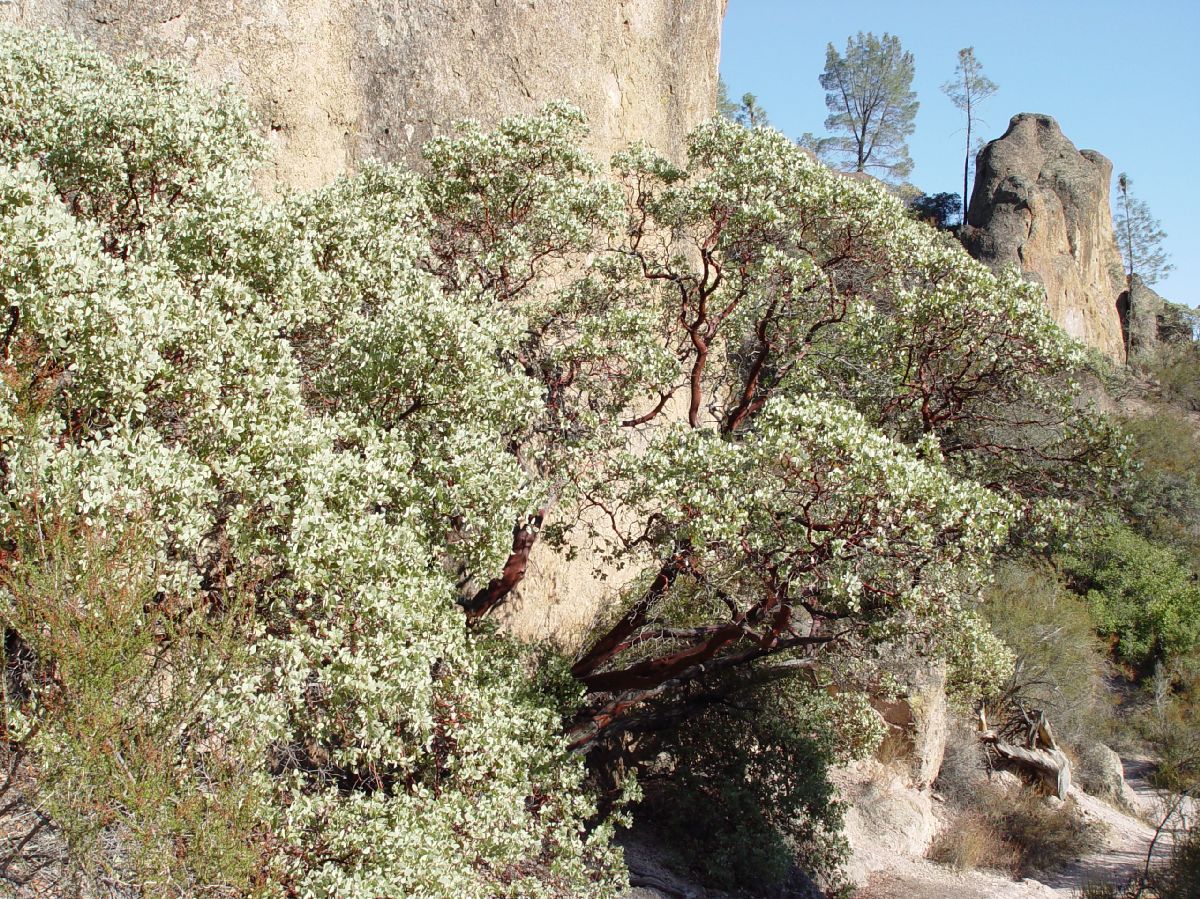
[496,388,703,646]
[5,0,726,188]
[835,760,938,886]
[965,113,1127,361]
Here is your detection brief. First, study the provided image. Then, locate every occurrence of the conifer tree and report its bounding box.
[819,31,919,180]
[1116,172,1174,286]
[941,47,997,213]
[717,77,771,128]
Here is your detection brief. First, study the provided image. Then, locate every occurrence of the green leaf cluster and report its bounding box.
[1060,525,1200,666]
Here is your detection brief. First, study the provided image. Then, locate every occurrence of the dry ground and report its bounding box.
[859,757,1192,899]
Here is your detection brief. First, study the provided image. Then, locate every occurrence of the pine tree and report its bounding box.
[941,47,997,213]
[819,31,919,180]
[717,77,770,128]
[735,92,770,128]
[1116,173,1174,285]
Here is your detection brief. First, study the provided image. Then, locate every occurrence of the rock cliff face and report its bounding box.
[4,0,726,188]
[964,113,1127,361]
[1122,275,1195,356]
[1123,275,1166,358]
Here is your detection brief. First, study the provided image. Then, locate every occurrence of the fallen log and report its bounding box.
[977,708,1072,799]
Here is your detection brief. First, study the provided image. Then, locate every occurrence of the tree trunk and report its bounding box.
[963,102,972,218]
[459,509,545,621]
[977,709,1072,799]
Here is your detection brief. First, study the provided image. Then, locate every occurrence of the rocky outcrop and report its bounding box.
[1159,302,1198,345]
[964,113,1127,361]
[1123,275,1166,358]
[4,0,726,188]
[836,666,949,888]
[872,663,949,789]
[1122,275,1196,356]
[1078,743,1139,810]
[836,760,938,887]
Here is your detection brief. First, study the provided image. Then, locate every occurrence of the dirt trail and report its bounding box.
[859,757,1190,899]
[621,758,1191,899]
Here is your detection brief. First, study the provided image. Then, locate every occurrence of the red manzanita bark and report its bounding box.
[459,509,545,621]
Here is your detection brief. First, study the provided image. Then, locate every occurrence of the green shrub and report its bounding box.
[0,23,1132,896]
[1059,526,1200,667]
[633,673,881,893]
[907,191,961,230]
[1,504,267,896]
[1131,657,1200,795]
[1118,412,1200,560]
[982,563,1113,747]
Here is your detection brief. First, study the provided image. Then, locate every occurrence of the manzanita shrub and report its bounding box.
[0,28,619,898]
[0,27,1122,897]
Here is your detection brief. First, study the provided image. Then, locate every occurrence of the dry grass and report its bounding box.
[1001,790,1105,875]
[928,778,1105,877]
[932,719,1107,877]
[928,808,1020,872]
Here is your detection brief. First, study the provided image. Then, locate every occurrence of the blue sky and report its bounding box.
[719,0,1198,307]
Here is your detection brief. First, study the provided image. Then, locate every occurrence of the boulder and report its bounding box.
[1078,743,1139,810]
[4,0,726,188]
[906,666,949,788]
[964,113,1127,361]
[873,662,949,789]
[1121,275,1196,357]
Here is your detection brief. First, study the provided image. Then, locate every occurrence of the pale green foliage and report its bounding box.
[1116,172,1173,286]
[614,396,1014,613]
[422,102,621,302]
[941,608,1017,705]
[0,28,621,897]
[573,120,1105,712]
[819,32,919,179]
[0,25,1123,895]
[0,28,263,256]
[941,47,998,206]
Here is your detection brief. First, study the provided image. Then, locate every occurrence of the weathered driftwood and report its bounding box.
[977,708,1072,799]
